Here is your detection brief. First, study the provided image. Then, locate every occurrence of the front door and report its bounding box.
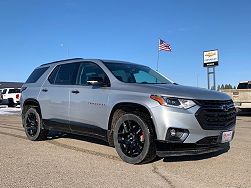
[69,62,110,139]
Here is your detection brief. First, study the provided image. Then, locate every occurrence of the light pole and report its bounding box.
[60,43,70,58]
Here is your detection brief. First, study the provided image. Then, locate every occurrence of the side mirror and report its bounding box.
[87,76,106,87]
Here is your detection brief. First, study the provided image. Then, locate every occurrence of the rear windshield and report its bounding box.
[237,83,251,89]
[26,67,49,83]
[8,89,21,93]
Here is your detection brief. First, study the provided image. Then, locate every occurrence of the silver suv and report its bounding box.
[21,58,236,164]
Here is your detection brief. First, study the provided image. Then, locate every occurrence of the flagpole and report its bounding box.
[157,38,171,72]
[157,39,160,71]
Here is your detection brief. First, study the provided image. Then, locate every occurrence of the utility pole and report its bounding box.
[60,43,70,58]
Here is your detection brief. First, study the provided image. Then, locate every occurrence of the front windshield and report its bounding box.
[103,62,172,84]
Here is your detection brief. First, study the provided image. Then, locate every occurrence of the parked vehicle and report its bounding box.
[1,88,21,107]
[0,90,2,104]
[221,81,251,112]
[21,58,236,164]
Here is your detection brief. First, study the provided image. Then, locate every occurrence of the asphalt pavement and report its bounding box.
[0,112,250,188]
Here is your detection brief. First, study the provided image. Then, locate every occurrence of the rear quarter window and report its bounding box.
[26,67,49,83]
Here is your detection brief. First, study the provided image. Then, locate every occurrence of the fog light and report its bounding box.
[166,128,189,143]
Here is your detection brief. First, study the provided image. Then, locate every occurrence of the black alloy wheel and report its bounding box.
[26,111,39,137]
[113,111,156,164]
[118,120,144,157]
[23,107,48,141]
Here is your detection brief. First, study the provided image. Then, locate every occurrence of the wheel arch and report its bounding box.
[108,102,157,139]
[22,98,42,119]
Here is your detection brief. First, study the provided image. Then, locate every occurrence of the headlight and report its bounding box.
[150,95,196,109]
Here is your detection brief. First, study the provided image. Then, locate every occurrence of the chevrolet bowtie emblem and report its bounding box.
[221,105,229,112]
[205,52,216,57]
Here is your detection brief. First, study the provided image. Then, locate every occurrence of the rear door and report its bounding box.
[38,62,80,132]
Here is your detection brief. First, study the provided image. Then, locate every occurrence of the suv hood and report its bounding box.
[115,83,231,101]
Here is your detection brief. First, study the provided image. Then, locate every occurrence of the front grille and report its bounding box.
[195,100,236,130]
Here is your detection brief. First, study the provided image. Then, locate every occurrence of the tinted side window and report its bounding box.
[26,67,49,83]
[53,63,80,85]
[48,65,60,84]
[8,89,21,93]
[77,62,110,86]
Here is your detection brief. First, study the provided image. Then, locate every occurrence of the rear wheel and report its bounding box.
[23,107,48,141]
[8,98,15,107]
[113,111,156,164]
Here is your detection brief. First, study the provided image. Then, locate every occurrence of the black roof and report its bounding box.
[0,82,23,89]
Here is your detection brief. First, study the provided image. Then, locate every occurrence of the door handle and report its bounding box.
[42,88,48,92]
[71,90,80,94]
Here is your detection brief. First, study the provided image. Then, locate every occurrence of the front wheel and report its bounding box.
[113,112,156,164]
[23,107,48,141]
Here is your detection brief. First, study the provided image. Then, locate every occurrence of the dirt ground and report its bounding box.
[0,114,250,188]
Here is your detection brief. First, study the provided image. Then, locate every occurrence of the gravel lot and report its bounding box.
[0,111,250,188]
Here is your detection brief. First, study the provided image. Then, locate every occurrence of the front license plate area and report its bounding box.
[221,131,233,143]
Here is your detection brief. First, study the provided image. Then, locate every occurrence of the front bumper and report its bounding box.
[156,140,230,157]
[150,103,236,143]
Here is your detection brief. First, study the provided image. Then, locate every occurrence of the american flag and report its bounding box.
[159,39,171,51]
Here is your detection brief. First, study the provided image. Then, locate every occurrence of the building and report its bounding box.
[0,82,23,90]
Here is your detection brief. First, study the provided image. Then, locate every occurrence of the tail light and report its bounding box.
[16,94,20,99]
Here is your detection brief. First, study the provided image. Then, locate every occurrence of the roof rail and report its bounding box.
[41,58,83,66]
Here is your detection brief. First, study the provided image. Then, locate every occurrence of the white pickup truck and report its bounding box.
[1,88,21,107]
[221,81,251,111]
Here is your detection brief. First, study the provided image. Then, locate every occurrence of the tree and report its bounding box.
[218,84,235,90]
[217,85,221,91]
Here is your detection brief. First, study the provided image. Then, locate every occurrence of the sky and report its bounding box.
[0,0,250,88]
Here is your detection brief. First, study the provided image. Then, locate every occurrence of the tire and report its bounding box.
[236,108,241,113]
[8,98,15,107]
[113,111,156,164]
[23,107,48,141]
